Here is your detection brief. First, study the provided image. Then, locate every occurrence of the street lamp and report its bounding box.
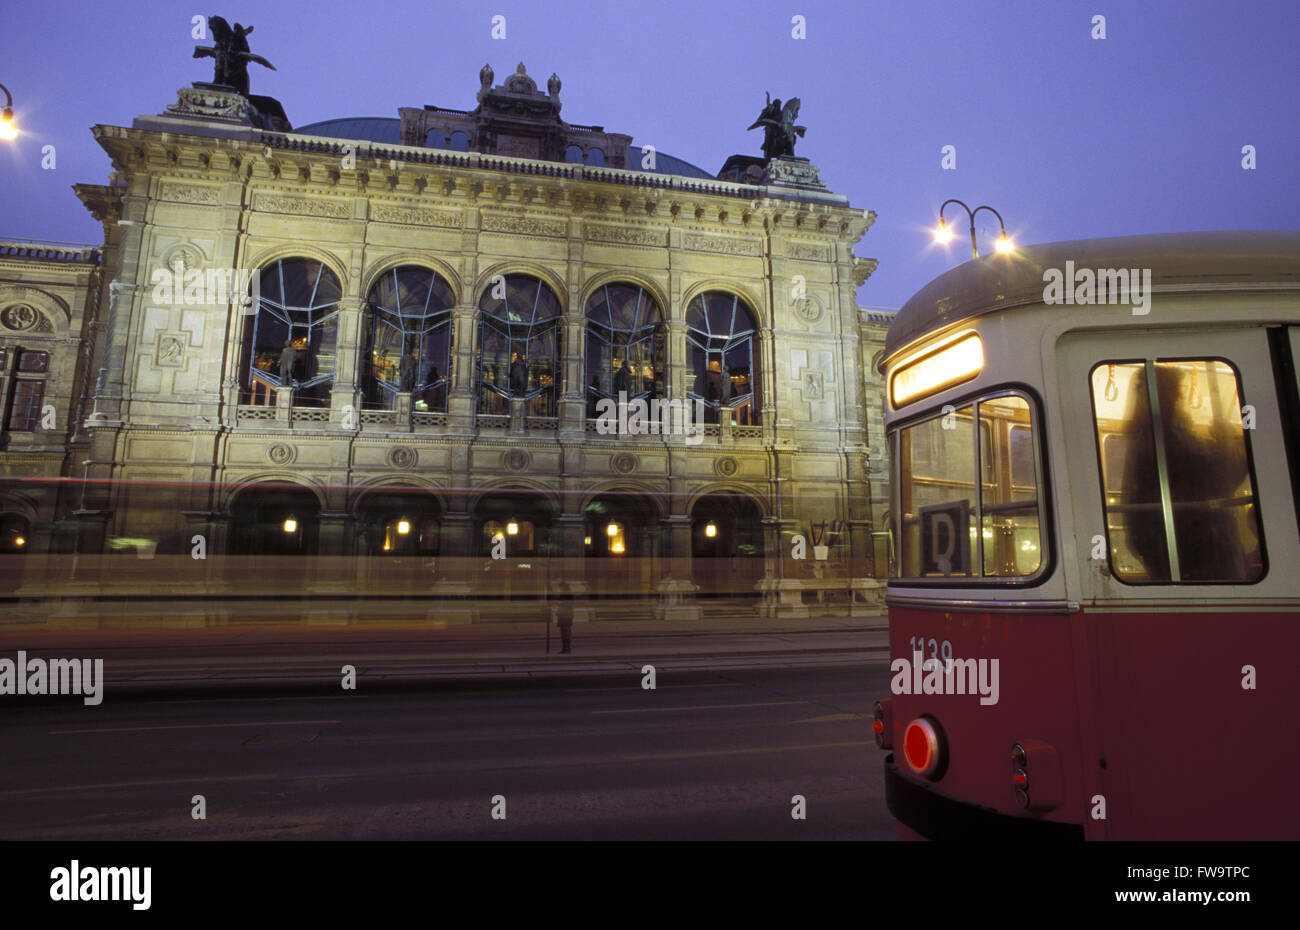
[935,199,1013,260]
[0,84,16,140]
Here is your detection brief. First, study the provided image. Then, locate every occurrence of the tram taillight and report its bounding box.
[873,700,893,750]
[902,716,947,780]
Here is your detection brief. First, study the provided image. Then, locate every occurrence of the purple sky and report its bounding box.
[1,0,1296,308]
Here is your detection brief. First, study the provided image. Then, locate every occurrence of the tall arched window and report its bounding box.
[363,266,455,412]
[686,291,760,425]
[477,274,562,417]
[243,258,341,407]
[585,284,664,417]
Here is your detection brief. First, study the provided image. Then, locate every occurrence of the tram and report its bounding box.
[873,230,1300,840]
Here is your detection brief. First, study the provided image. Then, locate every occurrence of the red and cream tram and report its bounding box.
[874,231,1300,840]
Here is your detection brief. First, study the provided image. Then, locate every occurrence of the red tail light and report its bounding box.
[873,700,893,750]
[902,716,947,780]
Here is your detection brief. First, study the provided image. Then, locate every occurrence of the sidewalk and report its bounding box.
[0,611,890,693]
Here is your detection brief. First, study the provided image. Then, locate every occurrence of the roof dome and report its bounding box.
[293,116,715,180]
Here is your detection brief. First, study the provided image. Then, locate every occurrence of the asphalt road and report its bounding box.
[0,664,896,840]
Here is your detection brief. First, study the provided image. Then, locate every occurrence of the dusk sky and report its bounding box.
[1,0,1295,308]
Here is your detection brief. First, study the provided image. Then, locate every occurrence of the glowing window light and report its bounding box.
[282,518,298,533]
[397,520,411,535]
[606,522,620,537]
[507,522,519,536]
[889,332,983,408]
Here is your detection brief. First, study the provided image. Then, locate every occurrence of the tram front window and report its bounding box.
[894,392,1045,580]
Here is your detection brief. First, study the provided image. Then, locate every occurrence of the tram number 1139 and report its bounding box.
[907,637,954,667]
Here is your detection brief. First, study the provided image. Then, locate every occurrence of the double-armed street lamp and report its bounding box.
[934,199,1014,259]
[0,83,16,140]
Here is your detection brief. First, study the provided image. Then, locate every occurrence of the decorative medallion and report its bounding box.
[502,449,531,472]
[266,442,296,465]
[162,245,201,273]
[388,446,418,469]
[714,456,739,477]
[793,295,823,325]
[611,452,638,475]
[0,305,39,331]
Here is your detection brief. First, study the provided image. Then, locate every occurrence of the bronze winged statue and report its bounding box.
[193,15,276,96]
[747,92,807,161]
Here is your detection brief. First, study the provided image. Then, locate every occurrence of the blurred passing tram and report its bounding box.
[873,231,1300,840]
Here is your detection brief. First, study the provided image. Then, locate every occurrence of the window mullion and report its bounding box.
[1144,360,1182,582]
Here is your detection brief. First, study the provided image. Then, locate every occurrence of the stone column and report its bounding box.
[448,305,477,436]
[558,312,586,440]
[332,296,364,425]
[432,510,476,624]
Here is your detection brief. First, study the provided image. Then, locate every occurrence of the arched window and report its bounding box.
[477,275,562,417]
[565,145,584,164]
[363,266,455,412]
[686,291,760,425]
[586,148,606,166]
[425,129,446,149]
[448,131,470,152]
[585,284,664,417]
[243,258,342,407]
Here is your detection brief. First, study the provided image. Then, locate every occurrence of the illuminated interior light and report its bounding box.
[704,522,718,539]
[506,522,519,536]
[282,518,297,533]
[13,536,25,547]
[397,520,410,535]
[606,523,620,537]
[889,332,984,407]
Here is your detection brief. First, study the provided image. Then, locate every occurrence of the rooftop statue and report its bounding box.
[193,15,276,96]
[747,92,806,161]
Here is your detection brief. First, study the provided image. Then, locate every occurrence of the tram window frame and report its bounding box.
[890,386,1052,587]
[1087,357,1267,586]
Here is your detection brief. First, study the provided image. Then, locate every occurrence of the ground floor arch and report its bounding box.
[227,484,322,555]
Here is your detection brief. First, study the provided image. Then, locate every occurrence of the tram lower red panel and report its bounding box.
[881,604,1300,840]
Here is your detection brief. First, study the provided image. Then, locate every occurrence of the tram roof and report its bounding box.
[887,230,1300,357]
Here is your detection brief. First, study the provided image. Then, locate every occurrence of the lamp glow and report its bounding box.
[13,536,25,547]
[704,522,718,539]
[889,332,984,407]
[282,518,297,533]
[397,520,410,535]
[933,220,954,244]
[0,113,15,141]
[995,233,1014,253]
[606,522,619,537]
[506,522,519,536]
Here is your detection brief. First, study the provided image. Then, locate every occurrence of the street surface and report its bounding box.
[0,664,894,840]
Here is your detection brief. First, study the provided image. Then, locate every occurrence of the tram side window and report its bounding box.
[895,393,1045,580]
[1089,360,1264,583]
[980,396,1043,577]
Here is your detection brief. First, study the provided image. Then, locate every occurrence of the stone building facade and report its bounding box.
[0,59,892,618]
